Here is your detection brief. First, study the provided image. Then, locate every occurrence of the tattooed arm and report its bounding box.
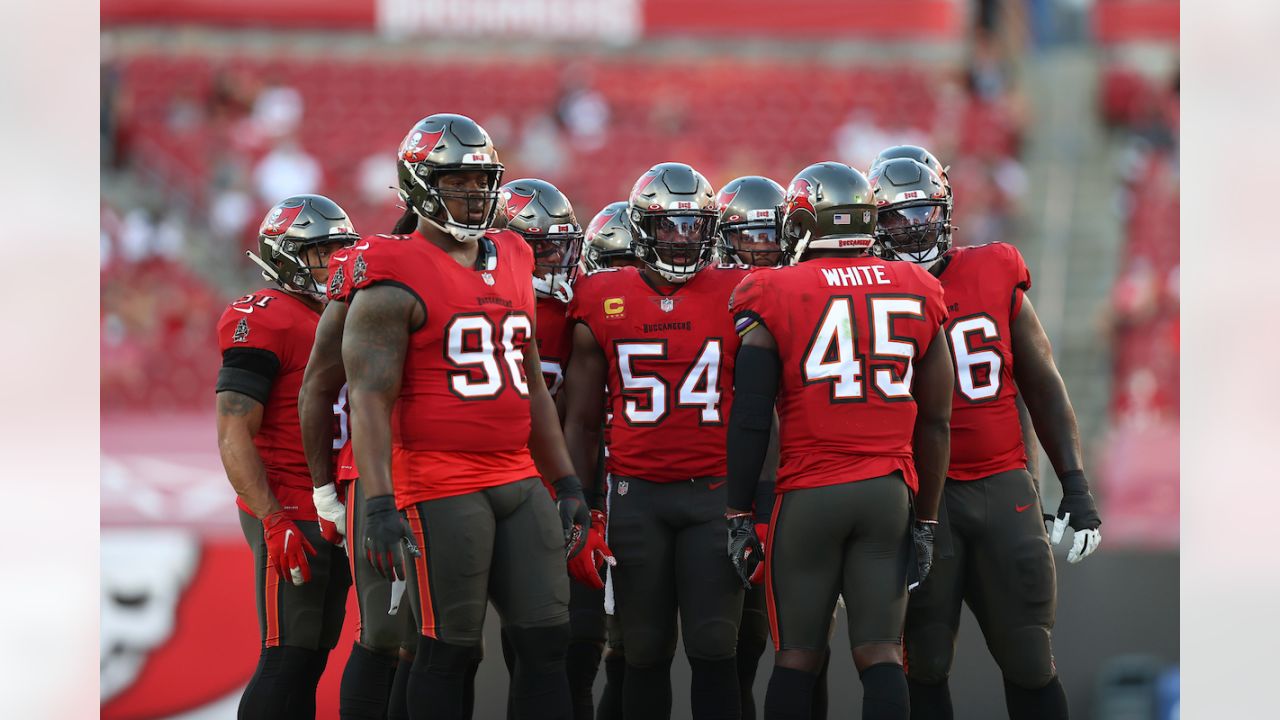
[216,391,280,517]
[299,300,349,488]
[342,285,419,499]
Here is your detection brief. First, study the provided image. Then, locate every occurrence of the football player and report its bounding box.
[299,239,419,717]
[215,194,357,719]
[716,174,837,720]
[726,162,954,720]
[576,199,639,720]
[562,162,748,720]
[341,113,587,720]
[871,155,1102,720]
[583,200,643,272]
[716,175,787,268]
[869,145,952,213]
[495,177,611,720]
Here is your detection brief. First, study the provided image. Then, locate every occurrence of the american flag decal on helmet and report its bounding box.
[833,213,851,225]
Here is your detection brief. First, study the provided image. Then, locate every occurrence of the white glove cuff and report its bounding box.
[312,483,344,522]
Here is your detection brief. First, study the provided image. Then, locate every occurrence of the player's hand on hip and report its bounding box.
[1045,470,1102,564]
[262,511,317,586]
[363,495,420,581]
[909,519,938,592]
[567,509,616,590]
[312,482,347,547]
[552,475,591,559]
[726,513,764,590]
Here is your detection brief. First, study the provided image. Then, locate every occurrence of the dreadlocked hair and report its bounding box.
[392,208,418,235]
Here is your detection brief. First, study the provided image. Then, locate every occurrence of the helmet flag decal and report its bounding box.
[400,128,446,164]
[259,204,305,237]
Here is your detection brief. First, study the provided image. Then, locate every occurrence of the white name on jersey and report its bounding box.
[820,265,890,287]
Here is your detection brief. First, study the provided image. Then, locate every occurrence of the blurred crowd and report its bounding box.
[100,38,1028,412]
[1102,68,1179,428]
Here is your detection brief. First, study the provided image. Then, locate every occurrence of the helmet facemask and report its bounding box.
[875,201,951,266]
[723,223,783,267]
[528,230,584,303]
[249,237,350,301]
[632,212,718,283]
[402,164,504,243]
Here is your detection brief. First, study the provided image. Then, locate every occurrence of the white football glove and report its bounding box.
[1048,513,1102,564]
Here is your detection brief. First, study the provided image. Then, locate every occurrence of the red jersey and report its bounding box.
[536,296,573,399]
[342,229,539,505]
[216,288,321,521]
[334,384,357,484]
[730,257,947,494]
[936,243,1032,480]
[568,264,748,481]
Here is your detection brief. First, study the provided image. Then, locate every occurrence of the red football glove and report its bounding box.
[749,523,769,586]
[262,511,316,586]
[318,518,344,547]
[567,510,616,590]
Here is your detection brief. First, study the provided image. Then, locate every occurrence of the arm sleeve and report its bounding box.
[214,299,292,402]
[726,344,780,513]
[216,347,281,404]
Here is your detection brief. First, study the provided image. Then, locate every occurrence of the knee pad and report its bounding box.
[991,626,1056,690]
[506,623,571,676]
[903,623,955,685]
[683,616,740,661]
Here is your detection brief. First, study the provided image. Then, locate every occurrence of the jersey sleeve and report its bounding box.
[566,270,604,325]
[345,239,404,295]
[215,302,288,403]
[325,250,353,302]
[729,268,773,338]
[996,243,1032,318]
[495,229,536,277]
[216,302,290,357]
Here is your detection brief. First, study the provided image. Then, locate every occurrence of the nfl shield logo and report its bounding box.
[482,272,496,286]
[660,297,675,313]
[618,480,630,496]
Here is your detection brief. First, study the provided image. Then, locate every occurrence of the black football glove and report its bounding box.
[1045,470,1102,564]
[908,520,937,592]
[363,494,420,581]
[553,475,591,560]
[727,514,765,590]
